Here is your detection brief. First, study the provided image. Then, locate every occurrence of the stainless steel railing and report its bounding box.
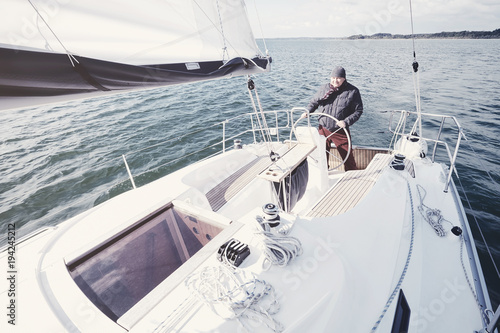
[388,110,466,192]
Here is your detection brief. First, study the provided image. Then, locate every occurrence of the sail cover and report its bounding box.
[0,0,270,101]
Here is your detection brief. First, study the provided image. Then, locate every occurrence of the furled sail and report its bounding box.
[0,0,270,105]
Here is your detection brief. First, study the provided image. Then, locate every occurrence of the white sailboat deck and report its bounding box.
[1,111,493,333]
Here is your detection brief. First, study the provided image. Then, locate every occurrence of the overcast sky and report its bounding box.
[246,0,500,38]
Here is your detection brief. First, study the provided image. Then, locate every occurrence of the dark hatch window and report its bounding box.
[67,204,224,321]
[391,289,411,333]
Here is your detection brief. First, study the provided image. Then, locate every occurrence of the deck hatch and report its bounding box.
[391,289,411,333]
[66,204,225,322]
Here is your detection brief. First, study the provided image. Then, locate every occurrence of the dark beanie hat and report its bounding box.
[331,66,346,78]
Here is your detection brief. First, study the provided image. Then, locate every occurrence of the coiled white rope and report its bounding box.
[185,265,283,332]
[416,184,454,237]
[416,184,491,327]
[259,230,303,269]
[255,216,303,269]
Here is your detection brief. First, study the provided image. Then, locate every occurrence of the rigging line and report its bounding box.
[192,0,261,61]
[408,0,417,60]
[123,19,269,65]
[411,70,422,136]
[463,134,500,195]
[247,78,273,154]
[408,0,422,137]
[389,111,407,151]
[27,0,79,67]
[251,0,269,56]
[253,84,274,144]
[459,232,492,327]
[215,0,230,61]
[455,158,500,281]
[247,86,271,147]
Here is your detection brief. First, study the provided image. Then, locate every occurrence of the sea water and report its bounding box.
[1,38,499,309]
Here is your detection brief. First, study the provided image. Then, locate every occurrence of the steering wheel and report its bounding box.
[290,109,351,171]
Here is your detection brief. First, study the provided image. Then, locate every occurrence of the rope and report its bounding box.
[254,216,303,269]
[416,177,494,326]
[408,0,417,60]
[418,178,493,326]
[275,175,296,213]
[389,110,408,151]
[411,70,422,136]
[408,0,422,138]
[458,132,500,282]
[455,167,500,282]
[27,0,79,67]
[416,184,454,237]
[185,265,283,332]
[192,0,266,62]
[247,79,277,163]
[251,0,269,56]
[371,178,415,332]
[248,79,274,146]
[246,78,296,212]
[462,133,500,199]
[215,0,230,62]
[458,233,492,327]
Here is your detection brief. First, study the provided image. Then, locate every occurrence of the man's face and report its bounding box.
[330,77,345,88]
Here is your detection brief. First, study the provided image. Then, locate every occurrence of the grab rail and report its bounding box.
[388,110,466,192]
[122,109,467,194]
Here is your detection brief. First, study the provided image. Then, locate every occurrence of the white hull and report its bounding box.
[1,111,493,333]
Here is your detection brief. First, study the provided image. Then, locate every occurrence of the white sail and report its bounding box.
[3,0,262,64]
[0,0,270,105]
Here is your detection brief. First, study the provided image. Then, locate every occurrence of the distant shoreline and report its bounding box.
[346,28,500,40]
[263,28,500,40]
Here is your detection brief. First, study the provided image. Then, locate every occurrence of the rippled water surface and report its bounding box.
[1,38,499,308]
